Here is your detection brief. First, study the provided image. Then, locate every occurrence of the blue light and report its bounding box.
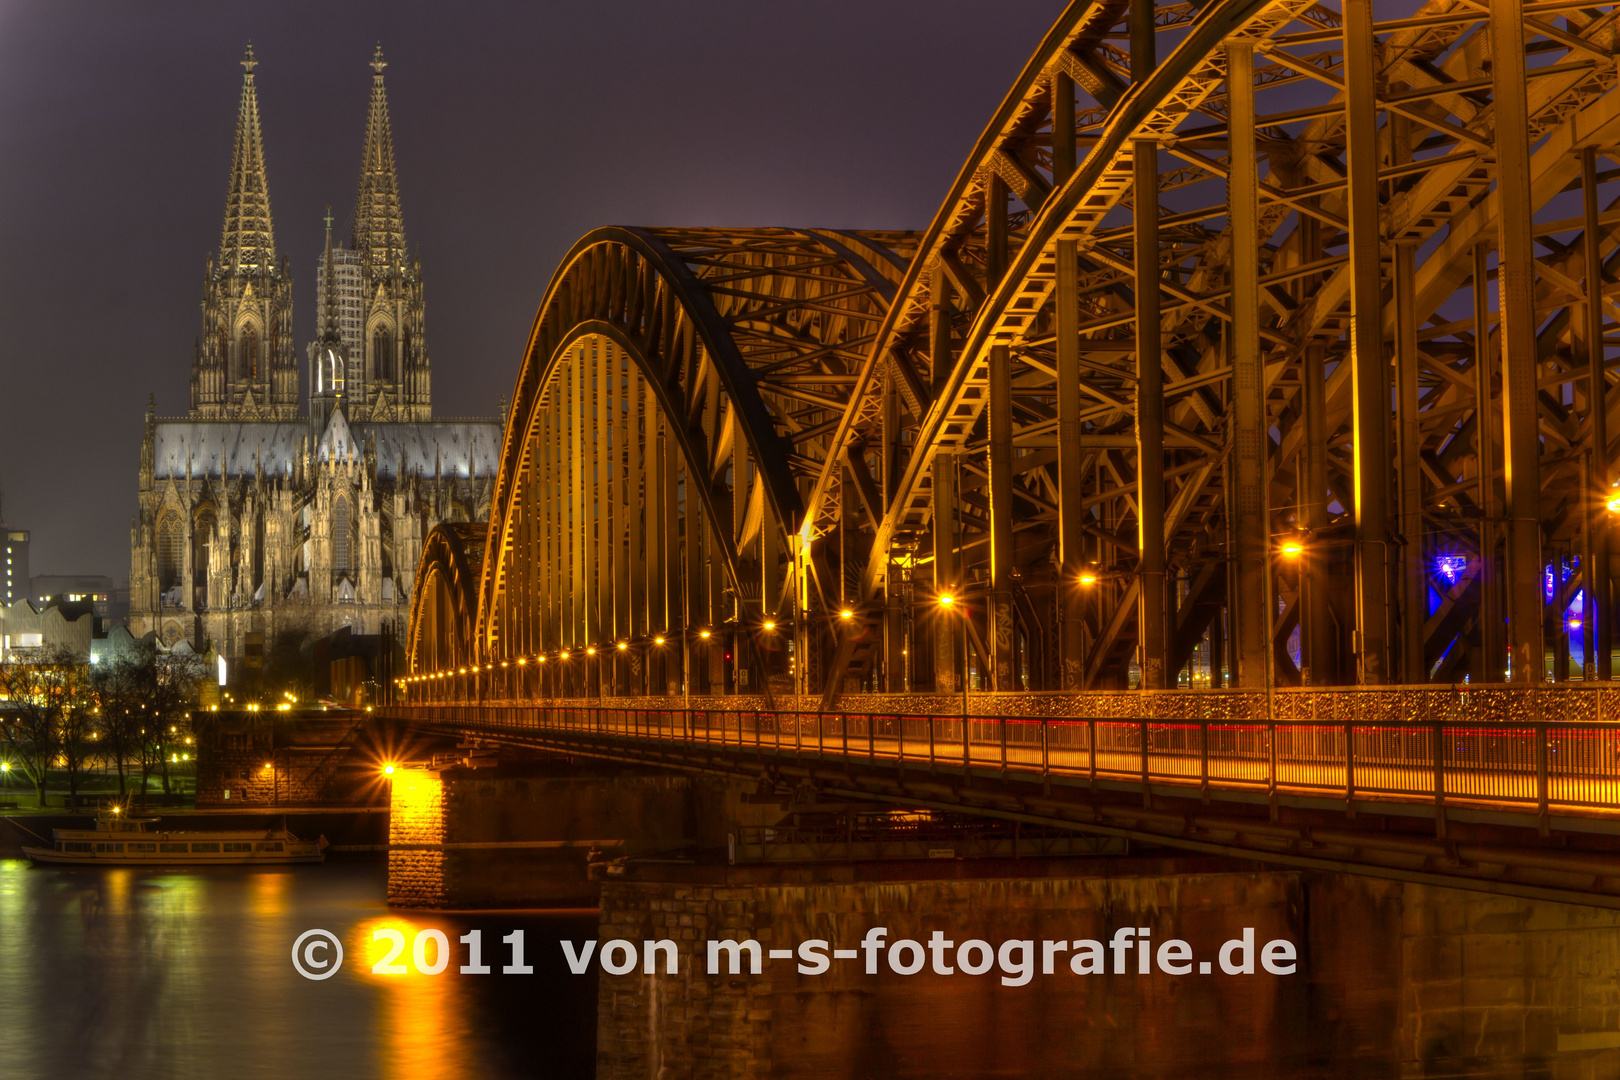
[1436,555,1467,584]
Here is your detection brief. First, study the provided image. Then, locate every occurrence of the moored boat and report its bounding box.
[22,809,325,865]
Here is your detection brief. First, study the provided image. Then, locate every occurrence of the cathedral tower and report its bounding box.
[344,45,430,421]
[190,45,298,419]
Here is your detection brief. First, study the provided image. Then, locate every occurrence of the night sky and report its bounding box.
[0,0,1059,580]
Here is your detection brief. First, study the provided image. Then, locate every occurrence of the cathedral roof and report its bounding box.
[352,44,406,276]
[151,420,500,481]
[219,44,277,276]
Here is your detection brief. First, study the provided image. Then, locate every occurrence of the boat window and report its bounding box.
[223,842,252,852]
[94,843,124,853]
[190,843,221,853]
[129,843,157,852]
[55,842,62,851]
[256,842,284,852]
[63,841,92,852]
[160,843,188,853]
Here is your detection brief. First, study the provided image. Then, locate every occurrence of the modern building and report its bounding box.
[29,574,126,622]
[128,45,499,670]
[2,526,28,607]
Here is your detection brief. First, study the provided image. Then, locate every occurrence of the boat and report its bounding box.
[22,809,326,866]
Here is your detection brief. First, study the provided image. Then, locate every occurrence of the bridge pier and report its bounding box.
[385,759,779,908]
[596,866,1620,1077]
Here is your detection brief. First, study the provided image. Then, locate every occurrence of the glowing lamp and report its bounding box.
[617,641,628,651]
[655,636,665,646]
[1078,573,1099,587]
[839,609,854,620]
[587,647,597,656]
[699,629,711,640]
[1569,619,1584,630]
[938,594,955,608]
[1609,494,1620,514]
[763,621,776,631]
[383,764,396,776]
[1280,541,1304,558]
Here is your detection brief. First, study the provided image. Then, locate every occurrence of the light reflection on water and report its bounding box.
[0,859,597,1080]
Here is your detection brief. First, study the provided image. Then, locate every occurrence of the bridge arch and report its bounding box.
[405,523,486,694]
[467,226,914,698]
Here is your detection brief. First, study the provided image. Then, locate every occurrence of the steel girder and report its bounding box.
[406,1,1620,708]
[465,226,914,695]
[809,0,1620,703]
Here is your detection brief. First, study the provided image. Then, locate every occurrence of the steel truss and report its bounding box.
[404,1,1620,708]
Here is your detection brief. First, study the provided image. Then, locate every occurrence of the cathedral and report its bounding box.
[129,45,501,672]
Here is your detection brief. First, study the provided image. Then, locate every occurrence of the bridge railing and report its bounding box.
[382,705,1620,816]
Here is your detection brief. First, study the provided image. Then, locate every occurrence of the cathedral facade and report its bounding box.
[129,46,500,671]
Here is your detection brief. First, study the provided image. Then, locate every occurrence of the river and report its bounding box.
[0,858,598,1079]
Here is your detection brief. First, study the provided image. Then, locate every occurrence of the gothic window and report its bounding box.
[253,514,265,594]
[157,511,184,592]
[333,496,354,573]
[217,327,230,371]
[240,327,260,381]
[373,327,393,382]
[403,327,413,369]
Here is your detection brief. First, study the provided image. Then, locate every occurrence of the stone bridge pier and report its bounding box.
[384,756,779,908]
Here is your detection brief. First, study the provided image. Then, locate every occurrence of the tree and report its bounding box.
[0,645,86,807]
[92,649,159,797]
[144,652,207,798]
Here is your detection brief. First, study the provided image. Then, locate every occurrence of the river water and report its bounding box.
[0,858,598,1080]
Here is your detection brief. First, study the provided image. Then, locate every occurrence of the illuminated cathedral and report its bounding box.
[129,45,500,668]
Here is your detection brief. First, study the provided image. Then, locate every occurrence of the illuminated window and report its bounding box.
[157,511,184,591]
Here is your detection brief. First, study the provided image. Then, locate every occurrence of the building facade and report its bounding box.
[129,46,499,667]
[2,526,28,607]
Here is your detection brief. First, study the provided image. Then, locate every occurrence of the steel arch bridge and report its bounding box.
[403,0,1620,713]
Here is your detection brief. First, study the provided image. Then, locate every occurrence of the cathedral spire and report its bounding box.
[352,43,405,277]
[219,43,276,275]
[321,206,340,342]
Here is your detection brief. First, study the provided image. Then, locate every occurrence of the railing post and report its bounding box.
[869,715,876,763]
[962,712,971,773]
[1267,720,1278,803]
[1432,721,1446,838]
[1089,719,1098,787]
[1000,715,1008,775]
[1041,718,1050,788]
[1139,718,1150,802]
[755,710,762,750]
[1536,721,1550,823]
[928,713,936,767]
[1345,721,1355,811]
[1199,720,1210,801]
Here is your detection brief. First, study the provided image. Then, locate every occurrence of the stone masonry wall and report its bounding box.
[596,872,1620,1079]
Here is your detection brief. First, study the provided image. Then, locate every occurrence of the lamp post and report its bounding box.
[938,593,969,726]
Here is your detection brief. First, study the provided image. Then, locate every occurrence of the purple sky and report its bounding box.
[0,0,1059,579]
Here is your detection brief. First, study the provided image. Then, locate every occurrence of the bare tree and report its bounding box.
[92,652,157,797]
[0,645,86,808]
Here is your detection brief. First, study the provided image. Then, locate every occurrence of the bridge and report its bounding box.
[383,0,1620,909]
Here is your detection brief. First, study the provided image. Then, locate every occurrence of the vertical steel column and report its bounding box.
[988,343,1017,691]
[1473,242,1502,680]
[1057,239,1087,690]
[1135,136,1166,689]
[1344,1,1391,684]
[1394,244,1426,683]
[1585,147,1612,679]
[731,406,747,694]
[628,369,645,691]
[1490,0,1544,684]
[686,457,706,694]
[616,354,633,691]
[665,419,683,692]
[882,380,905,691]
[595,343,612,695]
[986,174,1008,292]
[1227,41,1268,688]
[934,450,959,693]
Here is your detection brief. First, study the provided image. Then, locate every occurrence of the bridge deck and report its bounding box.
[383,704,1620,820]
